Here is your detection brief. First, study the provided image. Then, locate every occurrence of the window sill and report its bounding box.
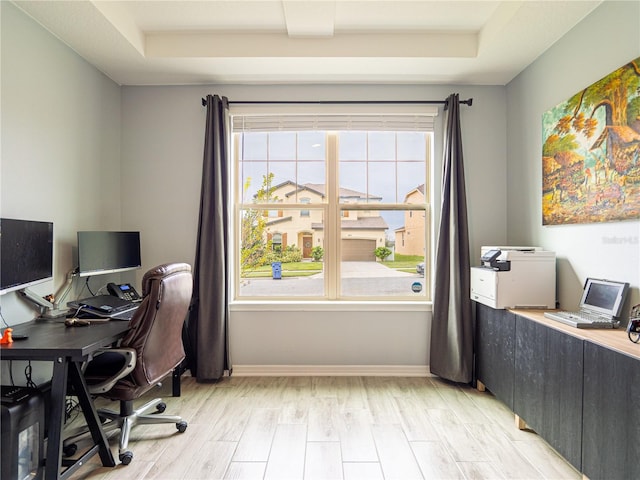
[230,300,432,312]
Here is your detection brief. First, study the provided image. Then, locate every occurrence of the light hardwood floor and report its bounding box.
[66,375,581,480]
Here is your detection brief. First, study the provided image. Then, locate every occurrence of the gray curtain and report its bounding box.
[430,93,473,383]
[184,94,232,382]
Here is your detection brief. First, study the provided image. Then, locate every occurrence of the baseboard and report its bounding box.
[231,364,432,377]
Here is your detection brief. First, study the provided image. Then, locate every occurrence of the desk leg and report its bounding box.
[68,362,116,467]
[44,358,68,480]
[172,361,186,397]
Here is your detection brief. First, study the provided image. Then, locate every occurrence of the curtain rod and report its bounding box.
[201,98,473,109]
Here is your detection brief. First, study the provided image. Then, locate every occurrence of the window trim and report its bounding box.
[232,110,435,303]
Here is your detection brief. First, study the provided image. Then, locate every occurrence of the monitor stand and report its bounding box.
[19,270,76,319]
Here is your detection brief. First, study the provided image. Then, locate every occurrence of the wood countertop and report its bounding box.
[509,308,640,361]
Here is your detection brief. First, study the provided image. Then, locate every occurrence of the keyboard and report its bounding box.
[1,385,34,404]
[543,311,615,329]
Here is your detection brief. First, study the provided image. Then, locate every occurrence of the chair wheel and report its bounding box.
[63,443,77,457]
[156,402,167,413]
[176,421,188,433]
[119,451,133,465]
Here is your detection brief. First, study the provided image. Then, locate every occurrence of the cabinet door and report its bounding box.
[475,303,515,409]
[582,342,640,480]
[514,316,583,470]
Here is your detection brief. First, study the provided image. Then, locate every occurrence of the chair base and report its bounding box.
[63,397,187,465]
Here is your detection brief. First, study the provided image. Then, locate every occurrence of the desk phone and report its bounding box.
[107,282,141,302]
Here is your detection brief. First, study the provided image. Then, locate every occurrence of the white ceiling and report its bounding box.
[13,0,602,86]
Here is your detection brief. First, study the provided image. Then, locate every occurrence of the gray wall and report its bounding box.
[119,84,507,369]
[1,2,123,383]
[506,1,640,314]
[1,2,123,325]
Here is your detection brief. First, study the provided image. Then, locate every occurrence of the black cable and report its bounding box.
[8,360,15,385]
[73,305,95,319]
[24,362,37,388]
[86,277,95,297]
[65,397,81,424]
[95,283,109,296]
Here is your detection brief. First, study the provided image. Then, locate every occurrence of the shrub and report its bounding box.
[311,246,324,262]
[265,245,302,264]
[374,246,392,261]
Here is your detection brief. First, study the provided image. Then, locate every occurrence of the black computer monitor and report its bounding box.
[0,218,54,295]
[77,231,142,277]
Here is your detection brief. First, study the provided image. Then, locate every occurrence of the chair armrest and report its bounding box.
[87,348,136,395]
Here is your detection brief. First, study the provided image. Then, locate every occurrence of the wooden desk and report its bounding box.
[510,308,640,360]
[476,305,640,479]
[1,319,130,480]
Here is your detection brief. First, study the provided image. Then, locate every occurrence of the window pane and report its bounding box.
[269,162,296,193]
[368,162,396,203]
[340,209,427,298]
[368,132,396,161]
[239,132,327,203]
[298,131,325,161]
[240,162,268,203]
[398,163,426,202]
[339,162,366,203]
[238,208,325,297]
[298,162,326,193]
[242,132,267,160]
[338,131,428,204]
[339,131,367,160]
[397,132,426,160]
[300,197,311,217]
[269,132,296,160]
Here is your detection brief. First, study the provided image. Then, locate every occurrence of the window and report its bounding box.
[233,109,435,301]
[271,233,283,251]
[300,197,310,217]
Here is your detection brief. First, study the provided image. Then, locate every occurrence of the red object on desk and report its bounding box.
[0,328,13,344]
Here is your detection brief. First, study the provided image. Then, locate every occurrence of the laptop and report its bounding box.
[544,278,629,328]
[67,294,138,319]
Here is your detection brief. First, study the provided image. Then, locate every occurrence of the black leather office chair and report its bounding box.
[64,263,193,465]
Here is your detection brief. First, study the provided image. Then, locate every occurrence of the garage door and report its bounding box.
[341,239,376,261]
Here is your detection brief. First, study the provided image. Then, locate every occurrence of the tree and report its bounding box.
[240,173,278,276]
[563,59,640,131]
[374,246,392,262]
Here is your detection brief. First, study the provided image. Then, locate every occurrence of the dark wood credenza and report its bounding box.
[475,304,640,480]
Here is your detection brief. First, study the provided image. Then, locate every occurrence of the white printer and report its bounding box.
[470,246,556,309]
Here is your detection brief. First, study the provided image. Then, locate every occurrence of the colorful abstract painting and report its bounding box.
[542,57,640,225]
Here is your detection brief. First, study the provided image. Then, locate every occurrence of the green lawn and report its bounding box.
[241,254,424,278]
[382,254,424,273]
[242,261,323,278]
[383,254,423,268]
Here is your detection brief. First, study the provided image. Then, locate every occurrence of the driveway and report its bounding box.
[313,261,415,278]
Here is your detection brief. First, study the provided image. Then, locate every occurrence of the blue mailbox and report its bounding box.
[271,262,282,279]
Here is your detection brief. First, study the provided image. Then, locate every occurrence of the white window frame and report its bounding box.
[231,104,437,303]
